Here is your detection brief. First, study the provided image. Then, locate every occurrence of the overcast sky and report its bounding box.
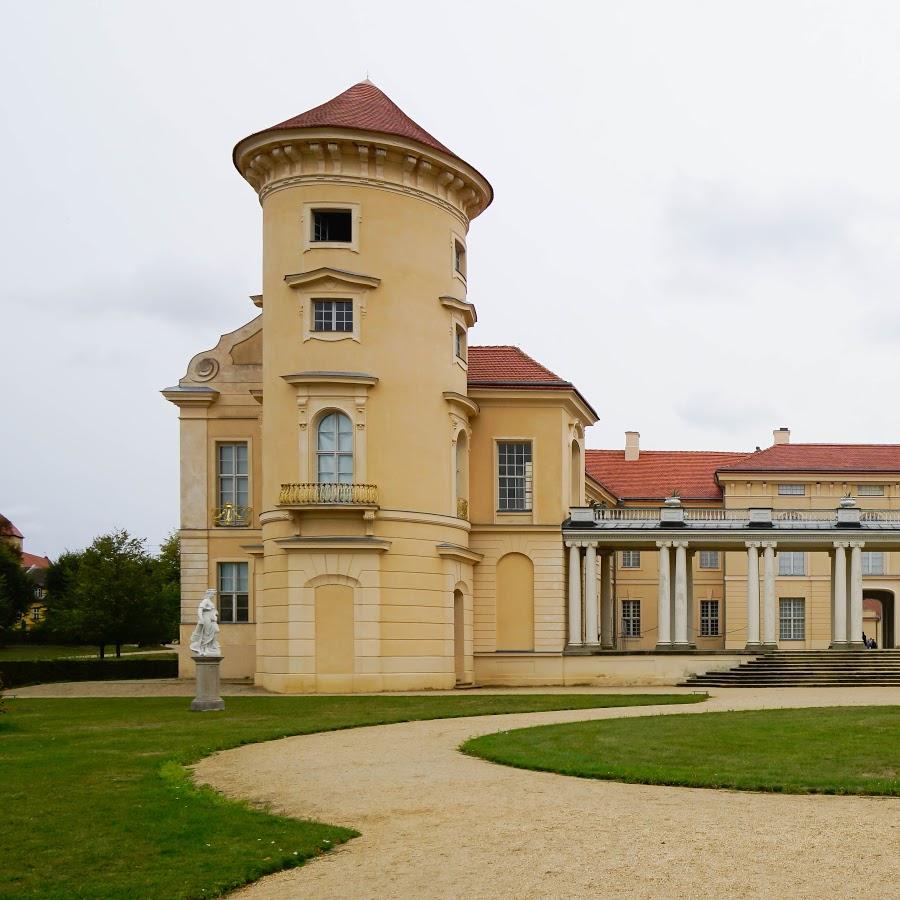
[4,0,900,559]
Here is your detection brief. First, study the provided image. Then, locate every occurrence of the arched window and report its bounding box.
[317,412,353,483]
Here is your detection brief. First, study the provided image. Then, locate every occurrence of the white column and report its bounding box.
[584,544,599,645]
[567,544,583,646]
[762,542,777,647]
[600,551,614,648]
[656,542,672,647]
[745,542,761,648]
[832,542,848,647]
[849,541,864,648]
[673,541,689,646]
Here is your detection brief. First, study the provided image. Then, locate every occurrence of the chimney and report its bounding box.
[625,431,640,461]
[773,427,790,446]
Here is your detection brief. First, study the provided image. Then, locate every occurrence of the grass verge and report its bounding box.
[462,705,900,796]
[1,692,700,898]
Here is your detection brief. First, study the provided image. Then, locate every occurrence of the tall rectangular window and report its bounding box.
[218,562,249,623]
[455,324,467,360]
[621,600,641,637]
[778,551,806,576]
[862,551,885,575]
[779,598,805,640]
[312,209,352,242]
[454,240,466,277]
[498,442,532,511]
[700,600,720,636]
[858,484,885,496]
[313,299,353,332]
[778,483,805,496]
[699,550,719,569]
[621,550,641,569]
[217,443,249,524]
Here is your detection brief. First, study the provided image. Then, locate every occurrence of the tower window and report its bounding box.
[313,299,353,332]
[312,209,352,243]
[497,441,532,511]
[454,240,466,278]
[455,324,467,361]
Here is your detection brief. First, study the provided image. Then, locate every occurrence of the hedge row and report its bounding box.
[1,657,178,688]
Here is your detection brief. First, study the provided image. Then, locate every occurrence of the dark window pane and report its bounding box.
[313,210,352,242]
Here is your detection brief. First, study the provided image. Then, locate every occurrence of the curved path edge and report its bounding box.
[195,687,900,900]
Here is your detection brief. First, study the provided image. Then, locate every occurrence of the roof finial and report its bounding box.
[363,69,373,85]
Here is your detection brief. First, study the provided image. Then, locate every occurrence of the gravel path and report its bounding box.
[195,687,900,900]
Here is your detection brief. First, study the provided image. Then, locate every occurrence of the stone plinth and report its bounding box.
[190,655,225,712]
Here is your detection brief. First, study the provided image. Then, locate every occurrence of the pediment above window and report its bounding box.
[284,267,381,292]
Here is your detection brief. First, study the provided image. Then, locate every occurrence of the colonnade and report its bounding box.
[566,542,614,647]
[566,538,867,651]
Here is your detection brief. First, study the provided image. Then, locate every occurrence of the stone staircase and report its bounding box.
[680,650,900,687]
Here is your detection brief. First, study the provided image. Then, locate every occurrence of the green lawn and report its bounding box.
[1,693,699,898]
[462,706,900,796]
[0,644,176,661]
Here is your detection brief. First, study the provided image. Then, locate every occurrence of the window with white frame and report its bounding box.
[862,551,885,575]
[699,550,719,569]
[498,441,532,511]
[30,606,43,623]
[858,484,885,496]
[621,550,641,569]
[317,412,353,484]
[700,600,720,636]
[312,209,352,243]
[218,561,249,623]
[778,551,806,576]
[313,299,353,332]
[217,443,249,521]
[779,597,805,640]
[621,600,641,637]
[778,483,805,496]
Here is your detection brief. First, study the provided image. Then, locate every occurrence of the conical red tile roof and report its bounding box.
[266,81,456,158]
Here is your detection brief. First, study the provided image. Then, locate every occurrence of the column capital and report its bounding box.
[656,540,673,549]
[832,540,850,550]
[672,540,689,549]
[761,540,778,549]
[744,541,762,549]
[849,540,866,549]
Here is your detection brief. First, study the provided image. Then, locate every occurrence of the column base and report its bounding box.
[829,641,851,650]
[671,642,697,650]
[563,644,591,655]
[745,641,763,651]
[846,640,865,650]
[190,698,225,712]
[759,642,778,652]
[655,642,674,651]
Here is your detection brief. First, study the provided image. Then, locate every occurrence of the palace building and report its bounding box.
[165,81,899,692]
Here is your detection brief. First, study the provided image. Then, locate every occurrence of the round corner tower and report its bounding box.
[232,81,493,692]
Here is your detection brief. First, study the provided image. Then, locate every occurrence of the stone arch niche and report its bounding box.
[453,588,465,683]
[496,552,535,651]
[455,429,469,517]
[314,583,355,675]
[570,438,582,506]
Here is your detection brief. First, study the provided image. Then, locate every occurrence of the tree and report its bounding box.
[0,542,32,634]
[152,531,181,644]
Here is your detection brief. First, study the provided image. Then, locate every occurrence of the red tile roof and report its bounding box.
[21,552,50,569]
[467,346,570,387]
[717,444,900,474]
[586,450,751,501]
[0,515,23,540]
[266,81,456,158]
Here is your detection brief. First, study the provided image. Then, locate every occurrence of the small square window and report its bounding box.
[778,483,805,496]
[778,552,806,576]
[621,550,641,569]
[312,209,352,243]
[313,299,353,333]
[862,552,885,575]
[699,550,719,569]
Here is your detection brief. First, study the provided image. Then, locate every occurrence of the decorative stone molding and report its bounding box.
[232,131,492,225]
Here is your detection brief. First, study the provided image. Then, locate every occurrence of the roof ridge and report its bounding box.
[585,449,749,456]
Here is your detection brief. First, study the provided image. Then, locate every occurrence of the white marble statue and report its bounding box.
[189,590,221,656]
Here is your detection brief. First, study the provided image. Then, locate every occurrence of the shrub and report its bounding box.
[0,657,178,688]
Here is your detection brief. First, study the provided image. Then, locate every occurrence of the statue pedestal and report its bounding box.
[190,655,225,712]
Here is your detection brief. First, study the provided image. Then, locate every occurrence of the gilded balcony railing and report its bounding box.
[456,497,469,520]
[279,482,378,505]
[213,504,253,527]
